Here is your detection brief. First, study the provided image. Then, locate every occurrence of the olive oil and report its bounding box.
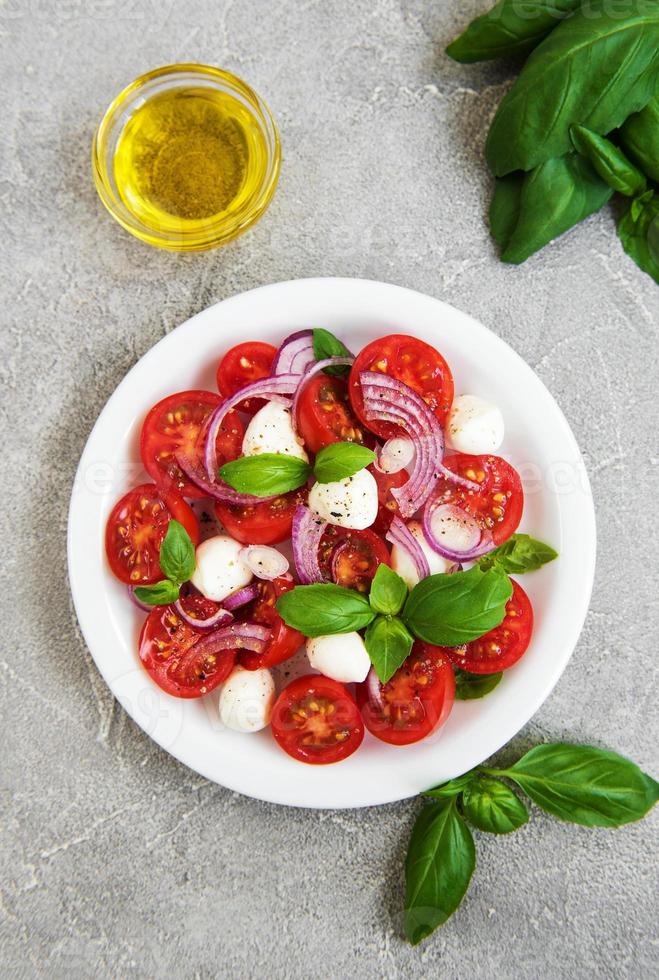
[113,86,270,234]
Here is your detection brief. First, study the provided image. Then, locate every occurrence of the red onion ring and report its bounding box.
[329,539,352,584]
[436,462,481,493]
[224,584,259,610]
[203,374,300,483]
[385,516,430,581]
[365,666,386,709]
[126,585,153,612]
[189,622,271,659]
[422,500,494,562]
[173,600,233,631]
[375,437,415,474]
[291,356,355,429]
[175,452,278,506]
[272,330,316,376]
[239,545,289,581]
[360,371,444,518]
[292,504,327,584]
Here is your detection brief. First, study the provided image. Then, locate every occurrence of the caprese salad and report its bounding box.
[105,329,557,764]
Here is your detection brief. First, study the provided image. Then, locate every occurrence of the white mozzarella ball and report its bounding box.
[219,667,275,733]
[242,401,308,462]
[308,468,378,530]
[446,395,504,455]
[391,520,453,590]
[306,632,371,684]
[191,535,253,602]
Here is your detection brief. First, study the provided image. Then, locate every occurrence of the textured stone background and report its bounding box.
[1,1,657,977]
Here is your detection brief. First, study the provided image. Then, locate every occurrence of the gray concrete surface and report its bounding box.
[1,1,658,977]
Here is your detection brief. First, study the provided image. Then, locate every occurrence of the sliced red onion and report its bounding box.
[126,585,153,612]
[360,371,444,518]
[174,600,233,632]
[204,373,299,483]
[190,622,271,658]
[329,540,351,584]
[385,516,430,581]
[375,437,415,474]
[436,462,481,493]
[176,452,278,506]
[291,356,355,429]
[272,330,316,376]
[239,545,289,580]
[422,500,494,562]
[224,583,259,610]
[292,504,327,584]
[365,666,386,707]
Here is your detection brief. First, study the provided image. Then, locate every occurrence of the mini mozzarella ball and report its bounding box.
[242,401,308,462]
[308,468,378,530]
[219,666,275,733]
[191,535,253,602]
[391,520,453,590]
[306,633,371,684]
[446,395,504,455]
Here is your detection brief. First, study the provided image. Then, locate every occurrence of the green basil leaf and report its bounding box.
[312,328,353,376]
[501,744,659,827]
[368,563,408,616]
[617,191,659,285]
[404,799,476,945]
[363,615,413,684]
[500,153,613,264]
[276,583,376,636]
[220,454,311,498]
[403,566,512,647]
[133,579,181,607]
[462,777,529,834]
[490,173,524,252]
[446,0,581,64]
[313,442,376,484]
[486,2,659,176]
[619,94,659,183]
[454,669,503,701]
[478,533,558,574]
[423,773,475,800]
[570,125,646,197]
[157,519,196,586]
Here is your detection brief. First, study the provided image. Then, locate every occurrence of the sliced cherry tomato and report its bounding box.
[370,465,409,534]
[105,483,199,585]
[138,603,235,698]
[318,525,390,593]
[349,334,454,439]
[436,453,523,546]
[295,373,374,454]
[238,576,303,670]
[140,390,244,499]
[357,642,455,746]
[271,675,364,764]
[216,341,277,414]
[214,488,308,546]
[442,580,533,674]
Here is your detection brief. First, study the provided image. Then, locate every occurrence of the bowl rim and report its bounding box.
[91,62,281,252]
[67,277,597,809]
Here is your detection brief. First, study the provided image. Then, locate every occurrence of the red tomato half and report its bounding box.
[238,577,303,670]
[138,604,235,698]
[140,390,244,499]
[295,374,374,454]
[442,580,533,674]
[349,334,454,440]
[271,675,364,764]
[437,453,523,546]
[370,465,409,534]
[318,525,390,593]
[214,488,308,546]
[357,642,455,745]
[216,341,277,415]
[105,483,199,585]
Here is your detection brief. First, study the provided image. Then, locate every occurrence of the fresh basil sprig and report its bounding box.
[133,520,196,607]
[478,533,558,574]
[220,442,375,498]
[405,744,659,944]
[446,0,581,64]
[570,125,647,198]
[312,328,353,375]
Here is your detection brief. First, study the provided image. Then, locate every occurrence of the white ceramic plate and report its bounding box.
[68,277,596,809]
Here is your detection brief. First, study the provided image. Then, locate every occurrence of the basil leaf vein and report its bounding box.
[220,454,311,497]
[403,566,512,646]
[478,533,558,574]
[364,615,413,684]
[276,583,376,636]
[313,442,375,484]
[134,579,181,607]
[158,519,196,586]
[368,563,408,616]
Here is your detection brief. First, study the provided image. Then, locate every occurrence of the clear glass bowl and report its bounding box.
[92,64,281,252]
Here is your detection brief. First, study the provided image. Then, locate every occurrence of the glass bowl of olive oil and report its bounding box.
[92,64,281,251]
